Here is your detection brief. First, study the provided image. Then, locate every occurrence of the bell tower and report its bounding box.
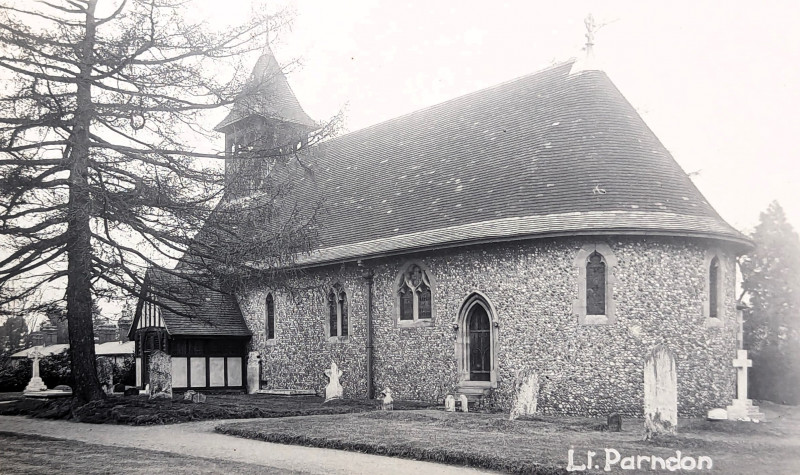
[214,44,316,197]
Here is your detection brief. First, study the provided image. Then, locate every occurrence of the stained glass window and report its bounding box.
[709,257,719,319]
[400,286,414,320]
[418,283,432,320]
[266,293,275,340]
[340,291,348,337]
[586,251,606,315]
[396,264,434,322]
[328,289,338,337]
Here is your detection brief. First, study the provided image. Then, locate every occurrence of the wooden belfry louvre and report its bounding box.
[131,269,251,390]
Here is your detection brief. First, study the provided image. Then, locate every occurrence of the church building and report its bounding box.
[134,32,750,416]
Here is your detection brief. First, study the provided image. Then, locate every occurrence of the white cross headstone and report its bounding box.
[324,361,343,402]
[726,349,765,421]
[24,347,48,393]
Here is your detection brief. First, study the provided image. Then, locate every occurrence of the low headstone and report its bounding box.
[607,413,622,432]
[459,394,469,413]
[247,351,261,395]
[643,345,678,439]
[23,347,48,393]
[191,392,207,403]
[381,387,394,411]
[113,383,126,393]
[53,385,72,392]
[148,350,172,400]
[124,388,140,397]
[444,395,456,412]
[183,390,197,401]
[707,408,728,421]
[509,370,539,421]
[324,361,343,402]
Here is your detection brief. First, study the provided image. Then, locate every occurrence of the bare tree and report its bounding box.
[0,0,334,403]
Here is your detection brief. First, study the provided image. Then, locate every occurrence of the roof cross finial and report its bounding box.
[584,13,597,48]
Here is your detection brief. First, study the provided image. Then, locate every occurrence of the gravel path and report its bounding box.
[0,416,495,474]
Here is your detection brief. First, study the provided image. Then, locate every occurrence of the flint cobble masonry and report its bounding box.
[238,236,737,416]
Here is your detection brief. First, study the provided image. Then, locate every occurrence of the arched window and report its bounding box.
[265,293,275,340]
[327,283,348,338]
[394,263,435,325]
[573,243,617,325]
[709,257,720,319]
[586,251,606,315]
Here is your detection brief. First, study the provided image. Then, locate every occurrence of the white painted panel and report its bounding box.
[190,357,206,388]
[172,357,187,388]
[209,357,225,387]
[227,357,242,387]
[135,357,142,387]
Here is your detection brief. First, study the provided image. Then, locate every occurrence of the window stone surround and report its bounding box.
[573,242,618,325]
[393,260,437,328]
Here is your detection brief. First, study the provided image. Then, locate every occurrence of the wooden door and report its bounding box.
[468,305,491,381]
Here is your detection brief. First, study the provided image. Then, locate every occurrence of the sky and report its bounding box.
[198,0,800,235]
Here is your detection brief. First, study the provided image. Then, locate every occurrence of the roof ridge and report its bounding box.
[322,58,579,143]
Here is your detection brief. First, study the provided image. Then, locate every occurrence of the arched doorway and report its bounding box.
[456,293,498,387]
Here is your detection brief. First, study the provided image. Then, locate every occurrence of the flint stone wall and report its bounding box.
[238,236,738,416]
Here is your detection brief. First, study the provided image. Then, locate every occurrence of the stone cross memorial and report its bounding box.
[381,387,394,411]
[24,347,48,393]
[148,350,172,400]
[726,349,765,421]
[509,370,540,421]
[324,361,343,402]
[643,345,677,439]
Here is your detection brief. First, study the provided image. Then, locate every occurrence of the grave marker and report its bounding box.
[24,347,48,393]
[148,350,172,400]
[444,395,456,412]
[643,344,677,439]
[324,361,343,402]
[509,370,539,421]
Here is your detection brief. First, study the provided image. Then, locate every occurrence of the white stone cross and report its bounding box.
[28,346,43,379]
[324,361,343,402]
[732,349,753,401]
[24,346,48,393]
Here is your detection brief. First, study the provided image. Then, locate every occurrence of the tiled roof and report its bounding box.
[140,268,251,337]
[215,46,316,132]
[281,61,748,265]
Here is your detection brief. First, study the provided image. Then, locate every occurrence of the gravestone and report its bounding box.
[324,361,343,402]
[247,351,261,395]
[191,392,207,403]
[707,408,728,421]
[381,387,394,411]
[96,358,114,395]
[148,350,172,400]
[124,387,140,397]
[444,395,456,412]
[183,390,197,401]
[23,347,48,393]
[607,413,622,432]
[53,385,72,392]
[643,345,677,439]
[509,370,539,421]
[459,394,469,413]
[726,350,765,421]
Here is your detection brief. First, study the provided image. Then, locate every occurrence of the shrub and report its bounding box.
[112,358,136,386]
[0,354,31,392]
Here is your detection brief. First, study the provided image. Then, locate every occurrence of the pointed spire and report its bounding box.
[570,13,602,75]
[214,22,315,132]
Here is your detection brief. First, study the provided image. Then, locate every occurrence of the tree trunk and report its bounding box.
[65,0,104,404]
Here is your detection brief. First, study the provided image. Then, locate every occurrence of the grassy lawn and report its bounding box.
[217,402,800,474]
[0,431,305,475]
[0,391,434,425]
